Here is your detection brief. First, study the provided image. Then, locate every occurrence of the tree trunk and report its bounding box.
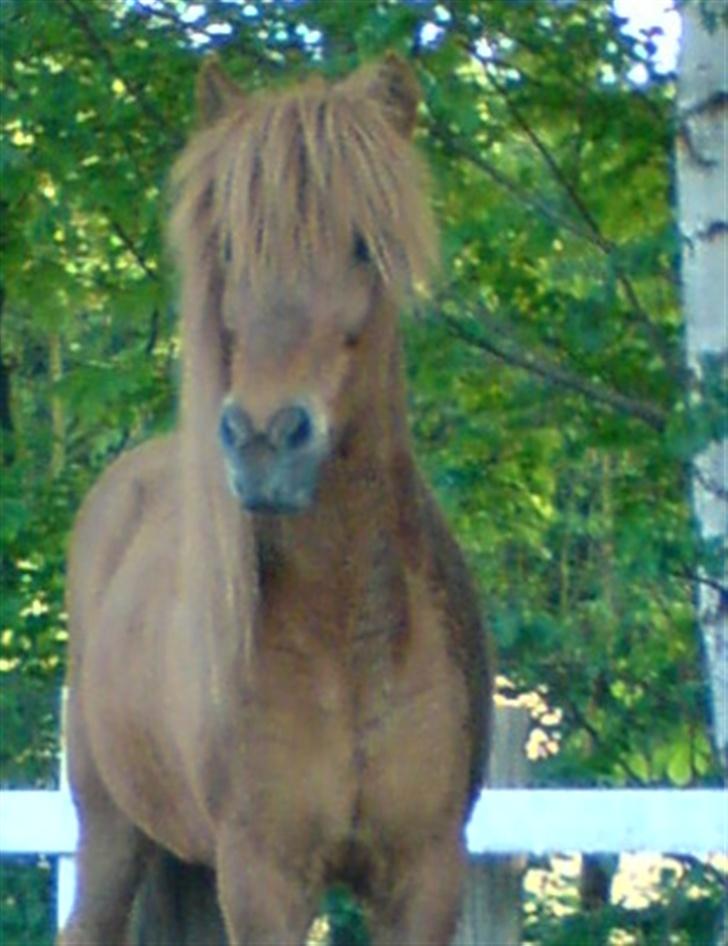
[0,282,15,465]
[49,331,65,478]
[676,5,727,777]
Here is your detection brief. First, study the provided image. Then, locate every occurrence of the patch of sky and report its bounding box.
[474,37,494,62]
[129,0,680,83]
[419,22,445,48]
[613,0,681,83]
[419,0,680,86]
[295,23,323,49]
[207,22,233,37]
[180,3,206,24]
[418,4,452,50]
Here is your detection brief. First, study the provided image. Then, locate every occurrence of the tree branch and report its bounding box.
[478,57,682,376]
[145,307,160,356]
[559,690,645,785]
[670,567,728,603]
[440,306,668,431]
[440,17,681,378]
[675,854,728,893]
[693,459,728,503]
[107,217,159,283]
[428,113,682,383]
[60,0,177,141]
[0,281,15,466]
[427,116,596,245]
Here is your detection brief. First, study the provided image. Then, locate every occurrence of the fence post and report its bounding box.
[455,704,531,946]
[57,688,75,933]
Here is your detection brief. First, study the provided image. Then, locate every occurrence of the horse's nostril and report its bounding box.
[219,404,254,451]
[268,405,314,451]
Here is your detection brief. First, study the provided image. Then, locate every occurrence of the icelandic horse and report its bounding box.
[60,53,492,946]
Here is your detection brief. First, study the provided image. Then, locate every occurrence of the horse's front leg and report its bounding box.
[59,791,150,946]
[215,825,319,946]
[59,692,151,946]
[368,830,466,946]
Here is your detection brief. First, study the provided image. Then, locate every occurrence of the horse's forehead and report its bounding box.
[228,273,354,362]
[238,294,313,360]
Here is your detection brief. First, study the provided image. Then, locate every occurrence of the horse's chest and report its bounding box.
[352,616,471,843]
[259,576,470,844]
[237,654,467,865]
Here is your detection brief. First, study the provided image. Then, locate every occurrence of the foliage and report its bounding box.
[321,886,370,946]
[1,0,724,943]
[0,858,53,946]
[524,856,726,946]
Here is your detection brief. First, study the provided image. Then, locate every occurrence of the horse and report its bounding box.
[60,53,493,946]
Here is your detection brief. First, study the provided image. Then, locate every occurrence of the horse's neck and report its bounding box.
[250,440,418,670]
[253,410,418,586]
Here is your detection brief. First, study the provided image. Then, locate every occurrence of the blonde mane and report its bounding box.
[169,68,437,299]
[168,61,440,672]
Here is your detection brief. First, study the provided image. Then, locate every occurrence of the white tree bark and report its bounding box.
[676,5,727,774]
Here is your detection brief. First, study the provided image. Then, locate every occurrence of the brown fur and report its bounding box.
[60,54,492,946]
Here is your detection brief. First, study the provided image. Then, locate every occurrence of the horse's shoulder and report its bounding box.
[74,436,175,533]
[68,436,178,615]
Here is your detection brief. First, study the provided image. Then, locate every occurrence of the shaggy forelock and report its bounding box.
[169,73,437,299]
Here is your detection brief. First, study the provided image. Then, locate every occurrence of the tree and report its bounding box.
[676,0,728,775]
[676,8,727,939]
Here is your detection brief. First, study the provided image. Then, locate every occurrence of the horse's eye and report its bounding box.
[353,233,370,265]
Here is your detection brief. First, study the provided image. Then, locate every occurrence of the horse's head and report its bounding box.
[171,55,436,514]
[217,269,382,515]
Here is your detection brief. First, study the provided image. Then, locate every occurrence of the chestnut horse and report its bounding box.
[61,54,492,946]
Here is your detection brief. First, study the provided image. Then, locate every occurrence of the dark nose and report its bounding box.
[219,402,316,454]
[219,401,323,513]
[219,403,254,452]
[266,405,314,451]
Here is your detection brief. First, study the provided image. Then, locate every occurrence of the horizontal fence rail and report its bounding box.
[1,784,726,930]
[1,790,78,855]
[2,701,726,932]
[466,787,727,855]
[3,786,727,859]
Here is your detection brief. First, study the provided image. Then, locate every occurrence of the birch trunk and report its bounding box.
[676,6,727,774]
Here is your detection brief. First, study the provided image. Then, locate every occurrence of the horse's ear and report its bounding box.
[196,58,245,126]
[363,52,421,138]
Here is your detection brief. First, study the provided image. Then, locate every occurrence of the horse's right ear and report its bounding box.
[361,52,421,138]
[196,58,245,126]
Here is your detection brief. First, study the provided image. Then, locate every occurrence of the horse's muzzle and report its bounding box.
[218,402,326,514]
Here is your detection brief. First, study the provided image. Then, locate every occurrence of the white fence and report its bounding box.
[1,780,726,931]
[1,698,726,932]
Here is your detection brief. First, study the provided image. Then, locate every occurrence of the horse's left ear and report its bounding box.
[196,58,246,126]
[362,52,421,138]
